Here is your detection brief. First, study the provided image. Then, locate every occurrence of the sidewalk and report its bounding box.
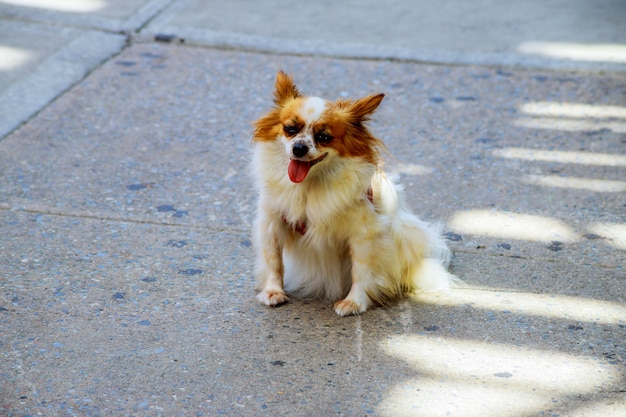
[1,1,625,416]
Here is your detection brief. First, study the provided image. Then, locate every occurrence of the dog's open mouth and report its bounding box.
[288,153,328,183]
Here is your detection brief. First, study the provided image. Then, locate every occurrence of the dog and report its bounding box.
[251,71,455,316]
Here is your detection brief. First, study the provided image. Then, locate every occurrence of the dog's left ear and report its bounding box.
[350,93,384,120]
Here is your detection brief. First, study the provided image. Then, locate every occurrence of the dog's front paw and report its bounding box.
[257,289,289,307]
[334,298,368,316]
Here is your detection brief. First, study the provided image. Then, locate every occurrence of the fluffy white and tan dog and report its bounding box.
[252,71,455,316]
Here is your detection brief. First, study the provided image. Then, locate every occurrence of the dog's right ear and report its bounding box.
[274,71,301,106]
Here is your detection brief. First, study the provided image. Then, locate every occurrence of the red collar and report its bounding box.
[282,187,374,236]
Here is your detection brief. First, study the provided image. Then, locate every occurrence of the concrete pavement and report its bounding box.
[1,1,625,416]
[2,0,626,139]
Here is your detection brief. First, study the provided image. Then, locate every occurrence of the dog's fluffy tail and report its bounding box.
[376,171,458,295]
[415,257,456,291]
[409,220,458,292]
[388,207,457,294]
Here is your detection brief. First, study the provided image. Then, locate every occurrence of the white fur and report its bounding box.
[301,96,326,122]
[252,135,455,316]
[281,96,327,159]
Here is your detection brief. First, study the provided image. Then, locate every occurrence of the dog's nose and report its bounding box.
[292,142,309,158]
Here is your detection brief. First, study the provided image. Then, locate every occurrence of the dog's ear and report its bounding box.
[274,71,301,106]
[350,93,384,120]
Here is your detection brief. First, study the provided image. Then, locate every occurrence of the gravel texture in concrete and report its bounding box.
[1,43,624,416]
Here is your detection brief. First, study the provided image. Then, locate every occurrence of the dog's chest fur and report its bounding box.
[255,141,376,237]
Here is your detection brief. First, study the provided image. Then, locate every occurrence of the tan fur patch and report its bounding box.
[253,74,386,165]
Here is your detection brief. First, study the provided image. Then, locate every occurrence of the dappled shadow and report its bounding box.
[418,288,626,326]
[449,100,626,251]
[371,281,625,416]
[378,331,622,416]
[375,99,625,416]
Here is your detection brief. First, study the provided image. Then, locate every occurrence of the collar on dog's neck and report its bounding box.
[282,187,374,236]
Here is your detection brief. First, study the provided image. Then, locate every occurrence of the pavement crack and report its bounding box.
[0,205,248,234]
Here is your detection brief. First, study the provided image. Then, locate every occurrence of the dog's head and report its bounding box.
[254,71,384,183]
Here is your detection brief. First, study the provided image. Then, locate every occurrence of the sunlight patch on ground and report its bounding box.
[523,175,626,193]
[379,379,545,417]
[0,45,33,71]
[513,101,626,132]
[0,0,106,13]
[518,41,626,63]
[587,222,626,251]
[492,147,626,167]
[514,117,626,133]
[416,289,626,325]
[448,210,578,243]
[378,335,621,417]
[520,102,626,119]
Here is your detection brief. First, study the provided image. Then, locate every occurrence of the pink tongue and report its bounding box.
[288,160,311,183]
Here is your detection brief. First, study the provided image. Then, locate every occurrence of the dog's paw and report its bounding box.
[334,299,368,316]
[257,289,289,307]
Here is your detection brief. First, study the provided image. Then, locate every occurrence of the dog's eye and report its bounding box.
[314,131,333,144]
[283,125,300,136]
